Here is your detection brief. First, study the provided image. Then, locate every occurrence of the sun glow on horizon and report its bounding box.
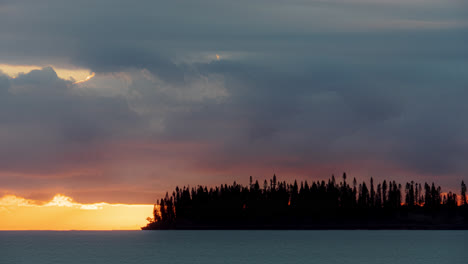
[0,194,153,230]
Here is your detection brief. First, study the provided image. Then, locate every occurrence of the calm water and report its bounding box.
[0,231,467,264]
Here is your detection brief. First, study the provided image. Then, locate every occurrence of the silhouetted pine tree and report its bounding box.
[462,181,467,206]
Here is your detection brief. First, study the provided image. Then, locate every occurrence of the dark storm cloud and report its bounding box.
[1,0,468,201]
[0,68,146,174]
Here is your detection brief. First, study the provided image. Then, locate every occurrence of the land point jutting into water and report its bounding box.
[142,174,468,230]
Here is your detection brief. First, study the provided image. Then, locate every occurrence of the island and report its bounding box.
[142,174,468,230]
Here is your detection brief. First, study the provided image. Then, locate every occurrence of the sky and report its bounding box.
[0,0,468,229]
[0,194,152,230]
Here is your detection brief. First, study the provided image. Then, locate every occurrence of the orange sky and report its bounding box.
[0,194,154,230]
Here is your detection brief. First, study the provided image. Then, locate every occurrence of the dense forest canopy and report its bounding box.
[143,174,468,230]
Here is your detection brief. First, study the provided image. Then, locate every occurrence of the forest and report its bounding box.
[142,173,468,229]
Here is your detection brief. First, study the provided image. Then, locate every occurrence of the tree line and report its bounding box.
[142,174,468,229]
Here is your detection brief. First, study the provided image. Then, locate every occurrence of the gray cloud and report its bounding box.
[0,68,146,174]
[0,0,467,202]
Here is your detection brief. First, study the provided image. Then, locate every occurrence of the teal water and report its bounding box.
[0,231,466,264]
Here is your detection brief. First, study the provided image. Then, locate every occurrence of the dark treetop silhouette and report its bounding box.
[142,174,468,230]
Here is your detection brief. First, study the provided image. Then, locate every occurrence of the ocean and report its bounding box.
[0,231,466,264]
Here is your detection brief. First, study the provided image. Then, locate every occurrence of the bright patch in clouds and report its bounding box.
[73,72,96,84]
[0,194,153,230]
[0,64,92,82]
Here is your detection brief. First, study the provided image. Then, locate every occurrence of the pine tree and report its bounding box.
[382,180,388,207]
[461,181,467,206]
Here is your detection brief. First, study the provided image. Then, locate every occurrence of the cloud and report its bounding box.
[0,63,92,81]
[0,0,467,204]
[0,68,146,174]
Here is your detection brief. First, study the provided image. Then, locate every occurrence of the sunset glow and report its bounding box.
[0,194,153,230]
[1,0,467,232]
[0,64,92,82]
[73,72,96,84]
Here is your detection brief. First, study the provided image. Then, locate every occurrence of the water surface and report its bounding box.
[1,231,466,264]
